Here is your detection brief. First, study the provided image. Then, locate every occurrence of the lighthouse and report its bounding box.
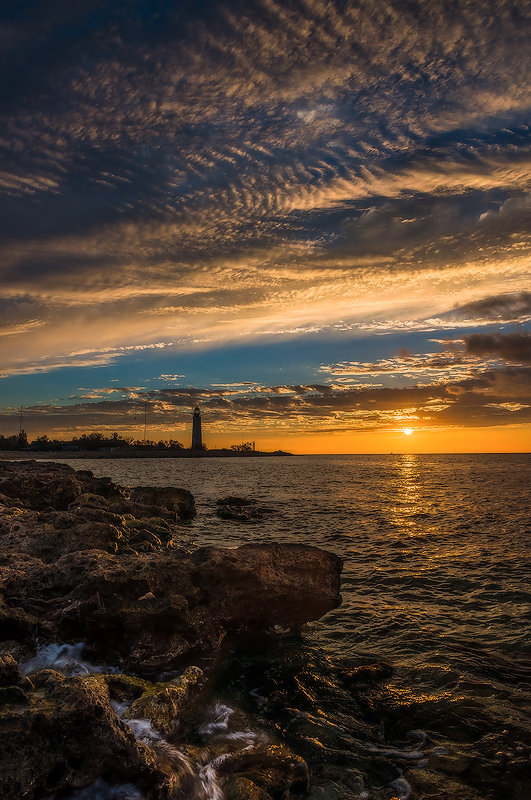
[191,406,203,449]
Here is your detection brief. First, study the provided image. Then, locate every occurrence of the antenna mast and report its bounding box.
[143,403,147,441]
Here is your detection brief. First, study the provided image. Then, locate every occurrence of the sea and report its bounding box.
[34,453,530,800]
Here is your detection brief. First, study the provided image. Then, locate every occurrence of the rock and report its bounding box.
[337,662,394,690]
[109,499,178,522]
[0,654,21,686]
[123,666,204,738]
[129,486,196,520]
[216,496,272,522]
[0,508,124,560]
[225,776,273,799]
[406,767,481,800]
[0,461,344,800]
[192,543,343,631]
[216,743,309,796]
[67,492,110,510]
[103,673,153,702]
[1,542,341,672]
[0,596,36,643]
[0,669,177,800]
[0,685,28,705]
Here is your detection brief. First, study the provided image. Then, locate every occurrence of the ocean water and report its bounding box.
[42,454,531,799]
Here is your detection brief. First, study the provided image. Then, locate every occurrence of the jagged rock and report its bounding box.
[225,776,273,799]
[0,669,179,800]
[0,461,193,530]
[123,666,204,738]
[108,499,178,522]
[0,462,124,512]
[129,487,196,520]
[0,506,181,564]
[0,596,36,643]
[0,654,21,686]
[0,461,344,800]
[67,492,110,510]
[0,508,123,560]
[216,496,271,522]
[0,540,341,672]
[216,744,309,797]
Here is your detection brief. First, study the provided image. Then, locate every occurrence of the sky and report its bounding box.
[0,0,530,453]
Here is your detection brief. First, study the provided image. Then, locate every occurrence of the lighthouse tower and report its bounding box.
[191,406,202,450]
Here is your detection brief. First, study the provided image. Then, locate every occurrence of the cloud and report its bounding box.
[462,331,531,364]
[320,331,531,386]
[450,292,531,322]
[2,363,530,438]
[0,0,529,380]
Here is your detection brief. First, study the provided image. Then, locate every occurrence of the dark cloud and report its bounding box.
[451,292,531,322]
[463,331,531,365]
[2,367,530,436]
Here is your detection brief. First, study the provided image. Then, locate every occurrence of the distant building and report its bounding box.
[191,406,202,449]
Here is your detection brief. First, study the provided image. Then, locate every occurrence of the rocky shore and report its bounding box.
[0,460,342,800]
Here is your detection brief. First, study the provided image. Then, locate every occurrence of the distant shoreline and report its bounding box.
[5,448,294,459]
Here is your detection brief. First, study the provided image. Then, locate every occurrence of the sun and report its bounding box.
[403,428,414,436]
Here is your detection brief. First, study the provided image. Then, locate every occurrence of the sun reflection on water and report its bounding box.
[388,454,429,534]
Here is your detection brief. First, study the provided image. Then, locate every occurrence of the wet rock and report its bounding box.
[129,487,196,520]
[216,743,309,797]
[104,673,153,702]
[225,776,272,799]
[0,685,28,705]
[0,669,177,800]
[123,666,204,738]
[0,654,21,686]
[406,767,481,800]
[337,662,394,690]
[216,496,272,522]
[0,596,36,642]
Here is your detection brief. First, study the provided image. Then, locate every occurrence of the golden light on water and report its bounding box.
[403,428,414,436]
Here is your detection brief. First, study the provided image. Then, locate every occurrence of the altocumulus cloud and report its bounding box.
[0,0,529,389]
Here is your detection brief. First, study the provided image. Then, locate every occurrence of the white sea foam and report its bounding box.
[45,779,143,799]
[198,702,235,736]
[407,729,427,747]
[390,777,412,799]
[21,642,115,677]
[366,743,425,761]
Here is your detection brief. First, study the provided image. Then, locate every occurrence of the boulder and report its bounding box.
[129,487,196,520]
[0,669,178,800]
[0,542,342,672]
[123,666,204,739]
[216,496,271,522]
[192,543,343,631]
[216,744,309,797]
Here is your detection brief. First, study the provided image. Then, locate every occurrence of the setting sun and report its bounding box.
[403,428,414,436]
